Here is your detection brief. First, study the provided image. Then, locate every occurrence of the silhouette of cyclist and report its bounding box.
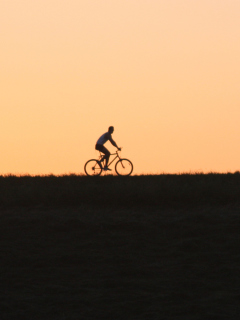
[95,126,121,171]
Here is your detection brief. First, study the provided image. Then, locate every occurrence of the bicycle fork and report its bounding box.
[118,159,125,168]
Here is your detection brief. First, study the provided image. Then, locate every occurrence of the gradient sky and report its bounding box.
[1,0,240,175]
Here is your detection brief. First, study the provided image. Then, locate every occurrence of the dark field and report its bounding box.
[1,174,240,319]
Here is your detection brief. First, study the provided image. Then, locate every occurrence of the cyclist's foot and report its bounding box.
[104,166,112,171]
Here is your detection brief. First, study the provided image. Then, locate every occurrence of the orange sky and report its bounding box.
[1,0,240,175]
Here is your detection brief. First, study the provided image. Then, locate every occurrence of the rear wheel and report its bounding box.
[84,159,102,176]
[115,159,133,176]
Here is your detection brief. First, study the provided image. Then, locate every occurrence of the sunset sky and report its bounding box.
[1,0,240,175]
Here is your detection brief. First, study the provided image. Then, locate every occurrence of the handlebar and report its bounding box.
[110,148,122,155]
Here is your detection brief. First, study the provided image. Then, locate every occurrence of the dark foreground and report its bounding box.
[1,174,240,319]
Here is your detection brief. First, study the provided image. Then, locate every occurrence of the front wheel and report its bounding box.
[84,159,102,176]
[115,159,133,176]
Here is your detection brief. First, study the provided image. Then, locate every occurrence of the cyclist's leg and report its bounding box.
[95,144,110,166]
[101,146,110,166]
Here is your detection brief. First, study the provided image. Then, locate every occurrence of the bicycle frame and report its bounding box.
[98,151,121,168]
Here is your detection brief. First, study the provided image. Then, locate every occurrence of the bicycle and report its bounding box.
[84,149,133,176]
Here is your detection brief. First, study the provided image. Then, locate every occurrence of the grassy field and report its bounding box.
[1,174,240,319]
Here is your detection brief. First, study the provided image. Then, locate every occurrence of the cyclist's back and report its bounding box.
[96,132,111,146]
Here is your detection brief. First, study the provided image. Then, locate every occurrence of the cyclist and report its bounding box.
[95,126,121,171]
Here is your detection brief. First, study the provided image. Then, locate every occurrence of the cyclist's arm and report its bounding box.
[109,136,120,150]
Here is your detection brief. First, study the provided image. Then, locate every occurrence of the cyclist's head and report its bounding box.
[108,126,114,133]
